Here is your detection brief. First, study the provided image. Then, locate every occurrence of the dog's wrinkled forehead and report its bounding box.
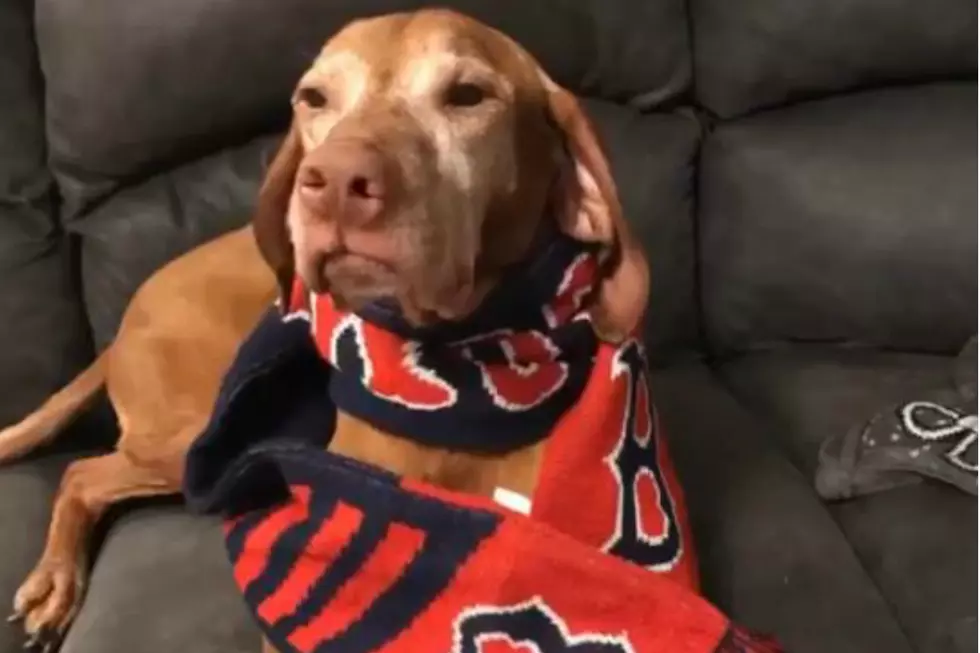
[292,10,544,148]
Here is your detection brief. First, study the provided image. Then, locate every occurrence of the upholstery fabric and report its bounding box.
[0,0,92,426]
[0,453,79,653]
[0,413,114,653]
[700,84,977,355]
[35,0,691,221]
[651,364,913,653]
[718,347,978,653]
[692,0,977,117]
[74,137,280,350]
[60,508,258,653]
[585,101,702,360]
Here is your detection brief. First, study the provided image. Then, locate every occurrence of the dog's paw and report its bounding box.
[9,560,85,652]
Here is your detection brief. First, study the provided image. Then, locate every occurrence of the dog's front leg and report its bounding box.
[10,452,177,650]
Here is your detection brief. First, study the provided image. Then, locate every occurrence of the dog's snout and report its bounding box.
[298,142,388,226]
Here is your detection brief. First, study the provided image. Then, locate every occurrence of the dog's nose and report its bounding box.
[298,142,387,226]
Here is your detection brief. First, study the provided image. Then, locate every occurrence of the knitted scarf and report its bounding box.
[183,231,782,653]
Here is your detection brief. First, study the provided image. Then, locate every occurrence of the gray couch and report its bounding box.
[0,0,976,652]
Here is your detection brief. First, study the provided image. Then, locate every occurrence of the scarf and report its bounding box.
[183,231,782,653]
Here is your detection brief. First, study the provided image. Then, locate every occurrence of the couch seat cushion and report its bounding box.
[0,413,114,653]
[718,346,977,653]
[0,453,78,653]
[60,506,257,653]
[651,363,911,653]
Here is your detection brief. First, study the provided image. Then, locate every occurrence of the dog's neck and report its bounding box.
[285,229,603,453]
[472,183,557,284]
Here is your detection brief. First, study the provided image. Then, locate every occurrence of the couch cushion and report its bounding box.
[718,348,955,475]
[586,103,702,360]
[0,414,114,653]
[0,237,93,426]
[73,136,279,350]
[0,0,92,426]
[718,347,978,653]
[651,363,912,653]
[61,507,257,653]
[699,83,977,356]
[692,0,977,117]
[0,453,76,653]
[36,0,691,220]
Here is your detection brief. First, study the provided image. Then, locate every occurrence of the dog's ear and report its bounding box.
[253,124,302,310]
[542,74,650,343]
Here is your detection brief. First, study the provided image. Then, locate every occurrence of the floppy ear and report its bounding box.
[542,75,650,343]
[252,124,303,311]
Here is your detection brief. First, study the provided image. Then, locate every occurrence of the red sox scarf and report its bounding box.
[184,230,783,653]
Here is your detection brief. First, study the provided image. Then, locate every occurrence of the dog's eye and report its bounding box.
[296,87,328,109]
[444,82,486,108]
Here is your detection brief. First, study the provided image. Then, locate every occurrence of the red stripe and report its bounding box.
[222,515,242,536]
[287,522,425,651]
[233,486,312,590]
[222,508,253,536]
[257,501,364,624]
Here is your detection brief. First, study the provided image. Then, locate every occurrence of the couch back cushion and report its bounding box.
[0,0,92,425]
[35,0,703,361]
[37,0,691,219]
[692,0,977,118]
[699,83,977,355]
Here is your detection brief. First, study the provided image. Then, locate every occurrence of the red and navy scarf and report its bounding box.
[184,231,782,653]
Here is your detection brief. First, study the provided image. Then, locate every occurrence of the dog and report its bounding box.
[233,9,692,653]
[2,8,672,652]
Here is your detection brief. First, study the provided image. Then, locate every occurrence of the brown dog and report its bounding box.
[1,8,647,651]
[252,11,647,650]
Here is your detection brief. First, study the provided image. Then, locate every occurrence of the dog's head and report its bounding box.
[253,8,648,341]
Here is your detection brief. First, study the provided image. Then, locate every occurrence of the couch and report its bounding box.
[1,0,976,651]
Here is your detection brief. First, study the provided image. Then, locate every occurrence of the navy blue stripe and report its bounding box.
[319,491,498,653]
[241,507,325,612]
[240,476,365,621]
[183,309,333,514]
[264,503,388,642]
[224,510,273,564]
[255,458,403,643]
